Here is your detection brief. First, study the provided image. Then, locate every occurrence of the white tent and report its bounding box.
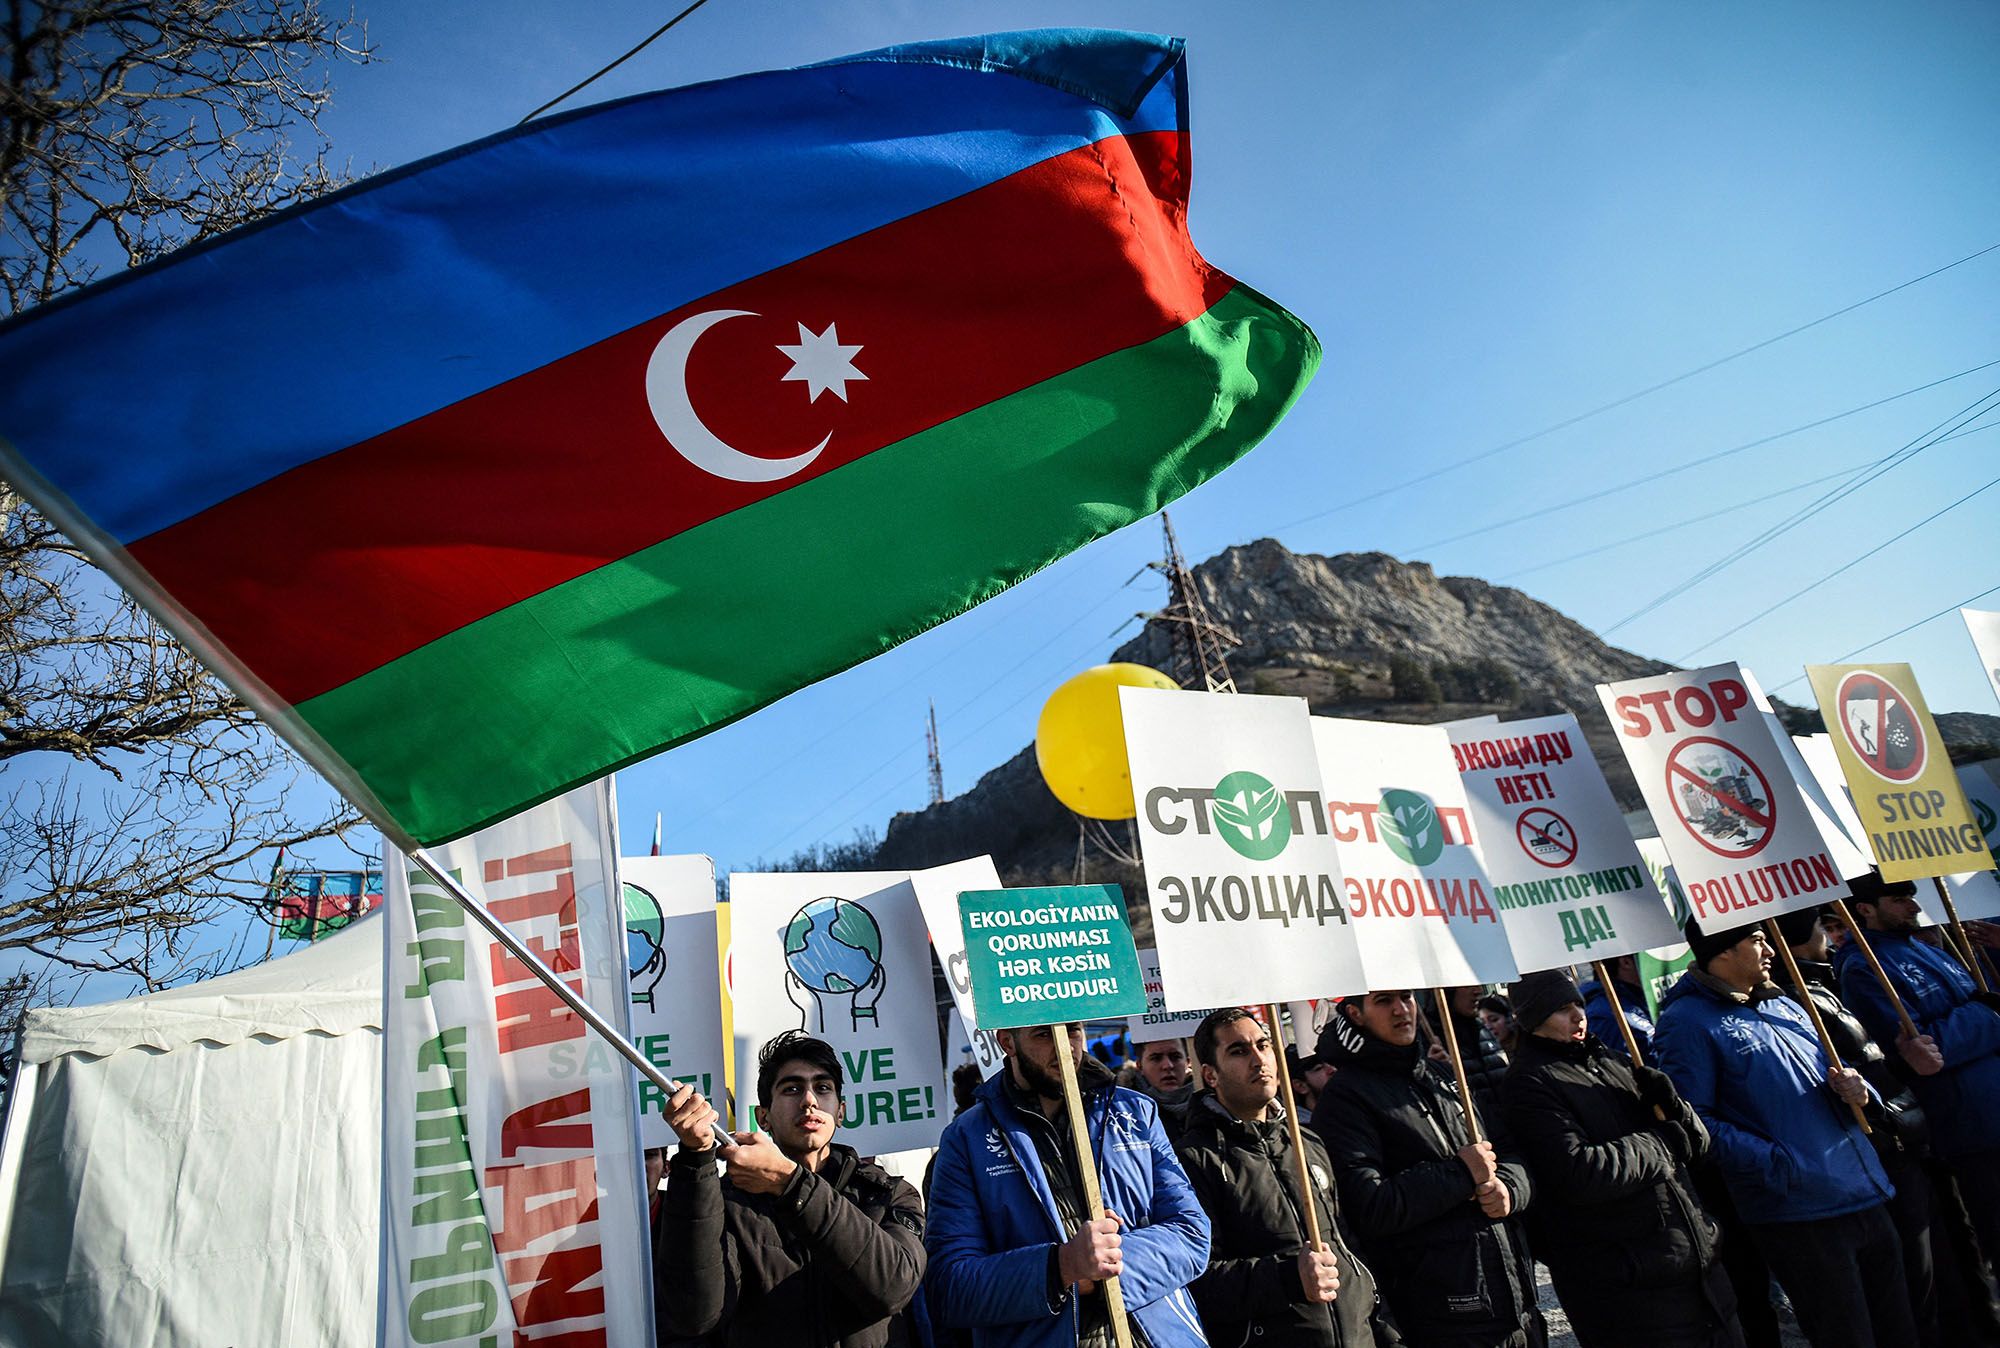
[0,918,383,1347]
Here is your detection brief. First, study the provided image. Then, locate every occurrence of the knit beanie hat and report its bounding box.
[1508,970,1583,1036]
[1683,918,1761,968]
[1772,905,1827,950]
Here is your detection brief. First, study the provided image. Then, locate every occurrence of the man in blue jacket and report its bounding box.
[1836,872,2000,1268]
[1580,953,1655,1062]
[1654,920,1913,1348]
[925,1021,1211,1348]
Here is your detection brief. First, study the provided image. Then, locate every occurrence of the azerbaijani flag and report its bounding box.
[0,30,1318,847]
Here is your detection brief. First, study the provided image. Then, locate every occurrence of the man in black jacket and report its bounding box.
[1311,991,1543,1348]
[654,1030,926,1348]
[1175,1007,1400,1348]
[1499,970,1740,1348]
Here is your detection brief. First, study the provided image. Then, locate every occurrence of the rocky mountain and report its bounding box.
[857,539,1999,931]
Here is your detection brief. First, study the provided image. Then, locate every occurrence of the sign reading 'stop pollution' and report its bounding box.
[1806,662,1995,885]
[1121,687,1367,1007]
[957,885,1146,1029]
[1599,663,1841,931]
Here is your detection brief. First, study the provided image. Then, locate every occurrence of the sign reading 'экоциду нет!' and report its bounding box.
[957,885,1146,1030]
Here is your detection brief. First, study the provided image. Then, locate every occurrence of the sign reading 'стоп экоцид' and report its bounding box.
[957,885,1146,1030]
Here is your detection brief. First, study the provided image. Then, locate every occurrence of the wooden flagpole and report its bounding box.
[1267,1005,1325,1252]
[1431,989,1483,1144]
[1764,920,1870,1135]
[1052,1022,1133,1348]
[1932,878,1993,992]
[1591,961,1664,1121]
[1831,899,1918,1039]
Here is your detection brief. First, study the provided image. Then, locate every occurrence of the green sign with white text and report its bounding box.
[958,884,1146,1030]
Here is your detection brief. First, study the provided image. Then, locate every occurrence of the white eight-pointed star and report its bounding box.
[776,322,868,403]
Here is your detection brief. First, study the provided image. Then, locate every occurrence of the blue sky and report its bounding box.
[236,2,2000,914]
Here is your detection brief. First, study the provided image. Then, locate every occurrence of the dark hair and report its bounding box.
[1475,992,1512,1019]
[1193,1008,1261,1068]
[951,1062,983,1112]
[756,1030,842,1109]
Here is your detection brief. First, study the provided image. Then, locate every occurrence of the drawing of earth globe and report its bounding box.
[784,896,883,994]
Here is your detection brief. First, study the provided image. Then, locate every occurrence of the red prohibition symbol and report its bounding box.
[1516,807,1578,869]
[1665,736,1775,859]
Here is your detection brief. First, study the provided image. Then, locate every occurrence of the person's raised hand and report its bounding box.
[718,1130,799,1194]
[1896,1031,1944,1077]
[1296,1243,1339,1304]
[1060,1211,1123,1292]
[1458,1139,1497,1187]
[665,1081,717,1152]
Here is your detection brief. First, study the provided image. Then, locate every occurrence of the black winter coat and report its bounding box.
[655,1142,926,1348]
[1309,1022,1541,1345]
[1175,1092,1401,1348]
[1498,1033,1730,1343]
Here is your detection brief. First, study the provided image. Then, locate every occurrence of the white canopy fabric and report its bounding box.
[0,918,384,1347]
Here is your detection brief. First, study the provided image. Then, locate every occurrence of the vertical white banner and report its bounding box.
[908,855,1005,1027]
[380,781,653,1348]
[1312,716,1519,988]
[727,871,949,1154]
[1449,713,1679,971]
[1121,687,1368,1006]
[1963,608,2000,709]
[1597,663,1841,932]
[620,853,726,1151]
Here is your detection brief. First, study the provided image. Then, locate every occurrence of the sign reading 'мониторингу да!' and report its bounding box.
[957,885,1146,1031]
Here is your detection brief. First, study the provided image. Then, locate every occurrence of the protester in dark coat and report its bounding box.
[1176,1007,1401,1348]
[655,1031,926,1348]
[1499,970,1742,1348]
[1653,921,1913,1348]
[1312,992,1544,1348]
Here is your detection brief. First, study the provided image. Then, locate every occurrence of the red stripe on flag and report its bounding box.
[130,130,1223,706]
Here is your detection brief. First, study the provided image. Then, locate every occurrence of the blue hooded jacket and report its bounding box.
[1653,970,1893,1225]
[1834,929,2000,1161]
[1579,975,1655,1063]
[924,1065,1211,1348]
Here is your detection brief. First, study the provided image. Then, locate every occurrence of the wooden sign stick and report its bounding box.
[1052,1022,1133,1348]
[1431,989,1483,1145]
[1831,898,1918,1039]
[1763,921,1871,1135]
[1591,961,1664,1121]
[1932,878,1993,993]
[1266,1004,1325,1251]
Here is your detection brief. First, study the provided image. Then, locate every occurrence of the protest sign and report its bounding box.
[947,1006,1006,1078]
[1632,838,1694,1015]
[727,870,947,1153]
[1792,734,1875,864]
[381,781,653,1348]
[1964,608,2000,708]
[1450,713,1679,969]
[1738,670,1875,880]
[1805,663,1995,884]
[1599,663,1843,931]
[619,853,726,1150]
[1312,716,1518,988]
[1932,761,2000,922]
[908,855,1006,1025]
[1121,687,1366,1005]
[957,884,1146,1029]
[1129,947,1223,1044]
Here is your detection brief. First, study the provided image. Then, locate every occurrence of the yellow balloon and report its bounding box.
[1035,663,1180,820]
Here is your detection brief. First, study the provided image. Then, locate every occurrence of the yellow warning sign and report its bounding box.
[1805,662,1995,883]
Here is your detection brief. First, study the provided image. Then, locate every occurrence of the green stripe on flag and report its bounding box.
[299,284,1317,844]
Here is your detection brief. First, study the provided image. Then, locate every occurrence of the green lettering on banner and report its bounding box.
[958,884,1147,1030]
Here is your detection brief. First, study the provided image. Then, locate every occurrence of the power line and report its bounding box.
[1677,471,2000,661]
[518,0,716,124]
[1272,240,2000,534]
[1765,582,2000,694]
[1397,357,2000,555]
[1598,385,2000,635]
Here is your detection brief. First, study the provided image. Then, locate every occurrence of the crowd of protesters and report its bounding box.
[649,871,1999,1348]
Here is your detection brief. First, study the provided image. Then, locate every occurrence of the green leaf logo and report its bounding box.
[1378,788,1444,867]
[1211,770,1292,861]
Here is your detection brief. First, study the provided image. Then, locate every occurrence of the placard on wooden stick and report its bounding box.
[958,884,1148,1348]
